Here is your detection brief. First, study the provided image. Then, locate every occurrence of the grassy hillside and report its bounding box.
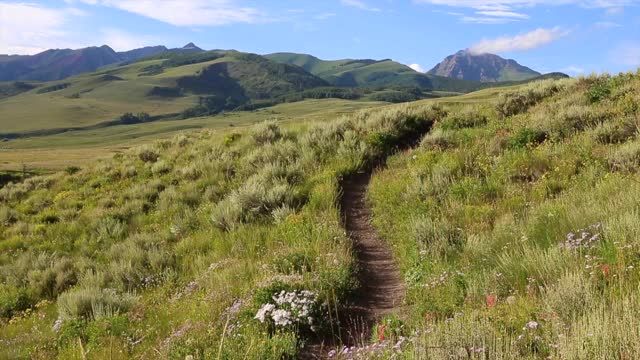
[368,71,640,357]
[0,98,387,170]
[2,71,637,358]
[0,52,329,135]
[0,102,437,359]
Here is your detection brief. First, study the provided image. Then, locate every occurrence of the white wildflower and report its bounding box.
[255,303,275,323]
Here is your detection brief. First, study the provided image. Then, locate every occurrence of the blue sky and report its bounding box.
[1,0,639,75]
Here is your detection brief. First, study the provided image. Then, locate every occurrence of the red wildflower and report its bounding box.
[377,324,386,342]
[485,295,497,309]
[602,265,611,277]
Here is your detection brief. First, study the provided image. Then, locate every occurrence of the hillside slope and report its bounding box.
[0,101,438,359]
[2,72,639,358]
[369,72,640,357]
[428,50,541,82]
[0,43,204,82]
[0,51,328,134]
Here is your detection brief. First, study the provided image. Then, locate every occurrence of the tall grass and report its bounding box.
[369,72,640,358]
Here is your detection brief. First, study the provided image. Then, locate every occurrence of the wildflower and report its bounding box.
[52,318,64,332]
[254,290,319,330]
[601,265,610,277]
[255,303,275,323]
[393,337,406,350]
[485,295,497,309]
[272,309,292,327]
[378,324,386,342]
[526,321,539,329]
[425,312,434,321]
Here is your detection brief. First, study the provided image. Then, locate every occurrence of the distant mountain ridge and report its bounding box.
[428,50,541,83]
[0,44,557,92]
[264,52,481,92]
[0,43,205,81]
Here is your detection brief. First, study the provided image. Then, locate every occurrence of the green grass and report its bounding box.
[0,98,386,171]
[3,70,638,359]
[0,100,442,358]
[367,70,640,358]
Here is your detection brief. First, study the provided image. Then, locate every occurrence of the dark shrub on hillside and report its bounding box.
[496,81,563,118]
[36,83,70,94]
[440,108,488,129]
[138,148,159,163]
[0,285,30,318]
[181,95,245,118]
[595,117,639,144]
[148,86,183,98]
[508,128,548,149]
[138,64,164,76]
[65,166,81,175]
[119,112,150,125]
[370,89,421,103]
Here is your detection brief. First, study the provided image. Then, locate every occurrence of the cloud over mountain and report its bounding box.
[469,27,569,54]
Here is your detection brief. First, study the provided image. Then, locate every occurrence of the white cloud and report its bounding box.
[469,27,569,54]
[0,3,85,54]
[409,63,426,72]
[315,12,337,20]
[100,29,163,51]
[562,65,585,75]
[69,0,263,26]
[341,0,381,12]
[476,10,529,19]
[414,0,631,8]
[415,0,631,23]
[462,16,518,24]
[595,21,622,28]
[605,6,624,15]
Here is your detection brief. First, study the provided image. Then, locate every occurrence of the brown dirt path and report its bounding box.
[338,169,406,345]
[301,168,406,359]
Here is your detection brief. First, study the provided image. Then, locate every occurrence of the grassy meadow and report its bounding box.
[368,71,640,358]
[0,99,438,358]
[1,69,639,359]
[0,98,386,171]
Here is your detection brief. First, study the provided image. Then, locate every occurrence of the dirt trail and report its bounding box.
[338,169,406,345]
[301,168,406,359]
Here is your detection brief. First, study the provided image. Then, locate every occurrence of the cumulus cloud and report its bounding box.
[409,63,426,72]
[0,3,84,54]
[67,0,263,26]
[341,0,381,12]
[469,27,569,54]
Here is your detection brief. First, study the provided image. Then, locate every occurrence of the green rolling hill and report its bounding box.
[0,51,329,135]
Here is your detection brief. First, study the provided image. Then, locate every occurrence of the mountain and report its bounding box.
[0,43,206,82]
[118,46,168,61]
[428,50,541,82]
[264,52,483,92]
[0,45,122,81]
[178,42,204,53]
